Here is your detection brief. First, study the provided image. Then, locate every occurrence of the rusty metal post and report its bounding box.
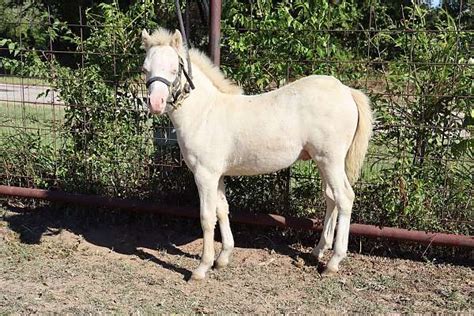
[209,0,222,66]
[184,0,191,44]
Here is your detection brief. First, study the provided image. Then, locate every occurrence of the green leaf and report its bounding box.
[8,42,15,53]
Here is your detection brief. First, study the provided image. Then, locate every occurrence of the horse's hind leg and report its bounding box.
[314,157,355,275]
[191,169,219,280]
[215,177,234,269]
[311,179,337,260]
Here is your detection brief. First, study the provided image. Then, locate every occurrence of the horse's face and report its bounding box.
[142,30,182,115]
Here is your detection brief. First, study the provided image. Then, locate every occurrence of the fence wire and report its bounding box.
[0,4,472,234]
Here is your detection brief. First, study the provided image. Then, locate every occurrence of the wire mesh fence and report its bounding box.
[0,2,472,235]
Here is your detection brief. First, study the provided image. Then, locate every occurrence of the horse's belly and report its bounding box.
[223,148,302,176]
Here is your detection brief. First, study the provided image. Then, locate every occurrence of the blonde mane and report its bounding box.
[144,28,243,95]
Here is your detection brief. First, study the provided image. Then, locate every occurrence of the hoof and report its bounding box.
[310,248,324,261]
[190,271,206,281]
[214,259,229,270]
[214,263,227,270]
[321,267,338,277]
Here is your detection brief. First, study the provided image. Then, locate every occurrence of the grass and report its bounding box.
[0,75,49,86]
[0,102,64,132]
[0,102,64,184]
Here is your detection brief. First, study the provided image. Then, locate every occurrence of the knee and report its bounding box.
[201,215,217,231]
[335,194,354,216]
[334,183,355,212]
[216,202,229,219]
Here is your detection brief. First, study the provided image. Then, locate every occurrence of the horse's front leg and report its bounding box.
[191,169,219,280]
[214,176,234,269]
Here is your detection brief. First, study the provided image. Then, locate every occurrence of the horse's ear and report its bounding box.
[171,29,183,50]
[141,29,151,49]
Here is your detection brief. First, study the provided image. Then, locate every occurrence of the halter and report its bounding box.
[145,56,195,110]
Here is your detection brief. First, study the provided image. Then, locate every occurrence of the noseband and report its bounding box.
[145,56,195,110]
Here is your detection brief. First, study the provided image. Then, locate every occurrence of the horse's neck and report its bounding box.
[168,65,218,131]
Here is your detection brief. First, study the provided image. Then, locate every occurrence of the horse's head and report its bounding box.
[141,28,185,115]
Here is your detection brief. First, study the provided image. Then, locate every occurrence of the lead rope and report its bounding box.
[175,0,193,89]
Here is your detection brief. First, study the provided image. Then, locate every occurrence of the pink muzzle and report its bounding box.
[148,89,168,114]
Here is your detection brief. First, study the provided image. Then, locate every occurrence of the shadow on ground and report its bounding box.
[2,203,471,280]
[1,203,327,280]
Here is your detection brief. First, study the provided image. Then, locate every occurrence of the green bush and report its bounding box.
[358,5,473,234]
[221,0,365,92]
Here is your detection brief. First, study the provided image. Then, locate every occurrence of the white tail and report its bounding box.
[345,89,373,185]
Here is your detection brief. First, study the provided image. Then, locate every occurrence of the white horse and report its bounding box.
[141,28,373,280]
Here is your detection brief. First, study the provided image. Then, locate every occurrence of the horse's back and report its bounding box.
[290,74,344,89]
[275,74,358,132]
[288,75,352,103]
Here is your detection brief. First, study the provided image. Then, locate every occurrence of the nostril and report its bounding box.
[161,97,165,104]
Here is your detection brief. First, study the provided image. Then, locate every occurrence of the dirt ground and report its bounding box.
[1,204,473,314]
